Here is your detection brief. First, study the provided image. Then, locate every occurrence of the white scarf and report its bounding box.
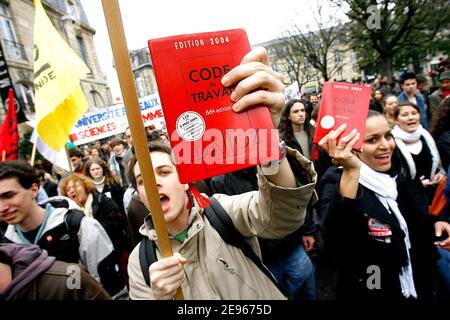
[81,193,94,218]
[392,124,442,180]
[359,162,417,299]
[93,176,105,193]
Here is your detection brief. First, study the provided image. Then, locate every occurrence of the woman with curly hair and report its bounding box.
[59,174,131,289]
[84,158,125,214]
[429,97,450,170]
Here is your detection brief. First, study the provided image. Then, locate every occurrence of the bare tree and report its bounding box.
[279,1,348,82]
[283,45,317,90]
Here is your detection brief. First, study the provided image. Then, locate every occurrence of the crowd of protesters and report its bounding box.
[1,51,450,301]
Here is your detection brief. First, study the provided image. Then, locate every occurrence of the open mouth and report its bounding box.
[159,194,170,211]
[67,192,78,202]
[375,153,391,164]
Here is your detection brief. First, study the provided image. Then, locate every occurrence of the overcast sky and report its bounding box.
[80,0,346,101]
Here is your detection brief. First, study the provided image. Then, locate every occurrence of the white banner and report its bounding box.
[69,93,166,145]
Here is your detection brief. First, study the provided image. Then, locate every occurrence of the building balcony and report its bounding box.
[2,39,27,62]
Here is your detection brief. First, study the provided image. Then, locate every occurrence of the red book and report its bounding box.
[148,29,279,183]
[313,82,372,151]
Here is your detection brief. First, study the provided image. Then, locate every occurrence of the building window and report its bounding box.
[0,4,15,41]
[0,3,26,61]
[91,90,105,108]
[136,77,145,97]
[275,46,284,56]
[66,0,76,14]
[76,36,89,65]
[132,55,139,69]
[334,50,341,64]
[14,82,35,119]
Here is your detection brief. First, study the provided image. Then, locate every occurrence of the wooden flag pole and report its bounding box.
[30,135,38,166]
[101,0,183,300]
[30,142,37,166]
[1,150,5,162]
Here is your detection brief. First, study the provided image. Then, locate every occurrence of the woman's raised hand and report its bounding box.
[318,123,361,170]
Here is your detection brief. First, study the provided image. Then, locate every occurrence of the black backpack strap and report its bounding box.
[139,237,157,287]
[204,197,288,297]
[136,197,287,296]
[64,209,85,238]
[204,197,244,247]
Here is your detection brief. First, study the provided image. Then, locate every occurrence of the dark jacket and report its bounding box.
[126,193,149,247]
[318,166,440,300]
[0,222,7,242]
[369,99,383,113]
[43,179,58,197]
[210,161,319,263]
[0,243,111,300]
[210,167,258,196]
[280,126,332,186]
[436,131,450,171]
[91,191,131,255]
[100,182,126,215]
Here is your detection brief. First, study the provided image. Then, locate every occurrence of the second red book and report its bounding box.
[313,82,372,151]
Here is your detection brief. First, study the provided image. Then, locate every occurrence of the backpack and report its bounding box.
[138,197,287,296]
[35,207,85,264]
[64,209,85,240]
[47,198,85,239]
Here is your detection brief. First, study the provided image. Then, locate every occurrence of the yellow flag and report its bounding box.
[33,0,89,151]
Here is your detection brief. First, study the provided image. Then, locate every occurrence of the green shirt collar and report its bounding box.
[172,228,189,243]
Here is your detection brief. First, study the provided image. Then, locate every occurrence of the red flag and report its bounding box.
[0,89,19,161]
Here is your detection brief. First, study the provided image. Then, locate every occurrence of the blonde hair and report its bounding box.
[59,174,96,196]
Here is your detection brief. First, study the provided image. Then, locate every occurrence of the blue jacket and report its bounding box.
[397,92,428,129]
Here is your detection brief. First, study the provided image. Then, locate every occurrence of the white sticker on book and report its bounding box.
[176,111,205,141]
[320,115,335,129]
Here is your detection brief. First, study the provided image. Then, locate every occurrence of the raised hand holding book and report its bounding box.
[148,29,280,183]
[313,82,372,152]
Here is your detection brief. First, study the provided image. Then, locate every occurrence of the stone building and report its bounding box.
[129,47,157,98]
[253,24,362,96]
[0,0,112,121]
